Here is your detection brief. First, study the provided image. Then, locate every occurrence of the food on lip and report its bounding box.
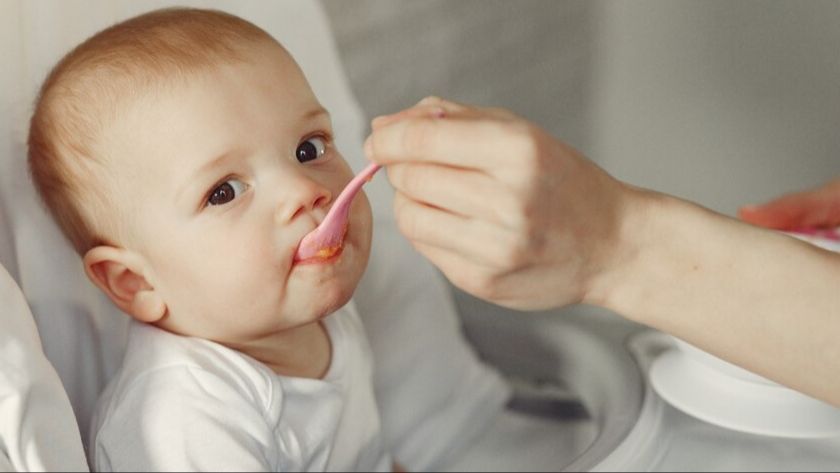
[316,246,341,259]
[295,224,349,262]
[295,245,343,265]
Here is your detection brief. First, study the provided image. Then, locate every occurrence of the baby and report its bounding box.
[28,8,392,472]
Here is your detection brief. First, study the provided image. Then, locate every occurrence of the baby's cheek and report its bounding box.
[195,248,286,338]
[182,241,273,322]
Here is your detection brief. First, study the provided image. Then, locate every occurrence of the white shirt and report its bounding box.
[90,303,391,472]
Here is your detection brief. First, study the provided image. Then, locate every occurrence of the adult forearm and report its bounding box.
[588,187,840,406]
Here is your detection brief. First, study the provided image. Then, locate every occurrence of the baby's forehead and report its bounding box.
[98,52,316,187]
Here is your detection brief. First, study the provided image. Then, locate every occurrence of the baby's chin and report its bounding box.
[277,279,355,332]
[285,243,366,321]
[280,207,371,324]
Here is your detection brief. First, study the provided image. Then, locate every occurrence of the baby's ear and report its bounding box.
[83,246,166,323]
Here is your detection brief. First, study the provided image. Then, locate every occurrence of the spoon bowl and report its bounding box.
[295,163,381,262]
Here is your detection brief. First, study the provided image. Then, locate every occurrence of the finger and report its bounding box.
[365,116,515,170]
[393,191,511,268]
[371,97,518,131]
[740,193,821,230]
[371,104,449,131]
[414,241,572,311]
[387,163,503,224]
[414,97,517,121]
[410,241,501,297]
[414,95,470,110]
[371,97,471,130]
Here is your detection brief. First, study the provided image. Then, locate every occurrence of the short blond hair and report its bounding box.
[28,8,278,254]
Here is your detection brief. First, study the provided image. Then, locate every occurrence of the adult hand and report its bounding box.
[366,98,840,406]
[739,178,840,230]
[364,97,633,310]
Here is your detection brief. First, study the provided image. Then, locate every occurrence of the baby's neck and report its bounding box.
[224,321,332,379]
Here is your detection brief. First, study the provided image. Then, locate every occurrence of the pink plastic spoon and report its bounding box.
[295,163,381,262]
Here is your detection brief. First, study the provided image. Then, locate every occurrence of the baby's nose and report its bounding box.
[276,180,332,224]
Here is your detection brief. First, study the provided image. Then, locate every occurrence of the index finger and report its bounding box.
[364,116,515,171]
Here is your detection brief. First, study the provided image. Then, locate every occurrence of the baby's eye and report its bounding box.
[207,178,248,207]
[296,136,328,164]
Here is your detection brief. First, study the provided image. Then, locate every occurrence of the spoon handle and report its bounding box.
[323,163,381,222]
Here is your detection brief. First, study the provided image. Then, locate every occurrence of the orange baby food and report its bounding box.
[316,246,341,259]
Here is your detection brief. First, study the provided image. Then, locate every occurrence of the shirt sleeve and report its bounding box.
[93,365,297,472]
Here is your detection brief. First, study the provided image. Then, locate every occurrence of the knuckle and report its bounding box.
[501,193,539,228]
[444,261,490,296]
[512,123,542,159]
[496,234,531,270]
[515,194,539,223]
[475,272,505,300]
[522,219,546,253]
[458,270,497,299]
[454,274,481,296]
[519,204,548,251]
[499,124,544,189]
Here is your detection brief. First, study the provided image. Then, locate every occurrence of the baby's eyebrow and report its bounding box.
[303,106,330,123]
[195,150,239,179]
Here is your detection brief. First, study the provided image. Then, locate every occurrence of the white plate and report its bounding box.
[786,230,840,252]
[650,348,840,439]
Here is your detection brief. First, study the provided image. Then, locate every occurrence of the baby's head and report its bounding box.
[28,8,372,345]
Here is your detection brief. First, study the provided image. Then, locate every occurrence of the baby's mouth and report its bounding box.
[294,244,345,266]
[293,224,349,265]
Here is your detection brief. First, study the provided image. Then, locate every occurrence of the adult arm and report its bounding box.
[365,97,840,406]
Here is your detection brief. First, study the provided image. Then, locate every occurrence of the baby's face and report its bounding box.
[100,45,372,344]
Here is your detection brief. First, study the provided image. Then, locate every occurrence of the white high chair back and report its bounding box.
[0,142,85,470]
[0,1,508,470]
[0,203,14,282]
[0,263,87,472]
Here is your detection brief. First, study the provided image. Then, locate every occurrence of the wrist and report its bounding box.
[582,184,685,321]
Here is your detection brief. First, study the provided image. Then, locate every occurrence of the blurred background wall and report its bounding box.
[322,0,840,216]
[321,0,596,164]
